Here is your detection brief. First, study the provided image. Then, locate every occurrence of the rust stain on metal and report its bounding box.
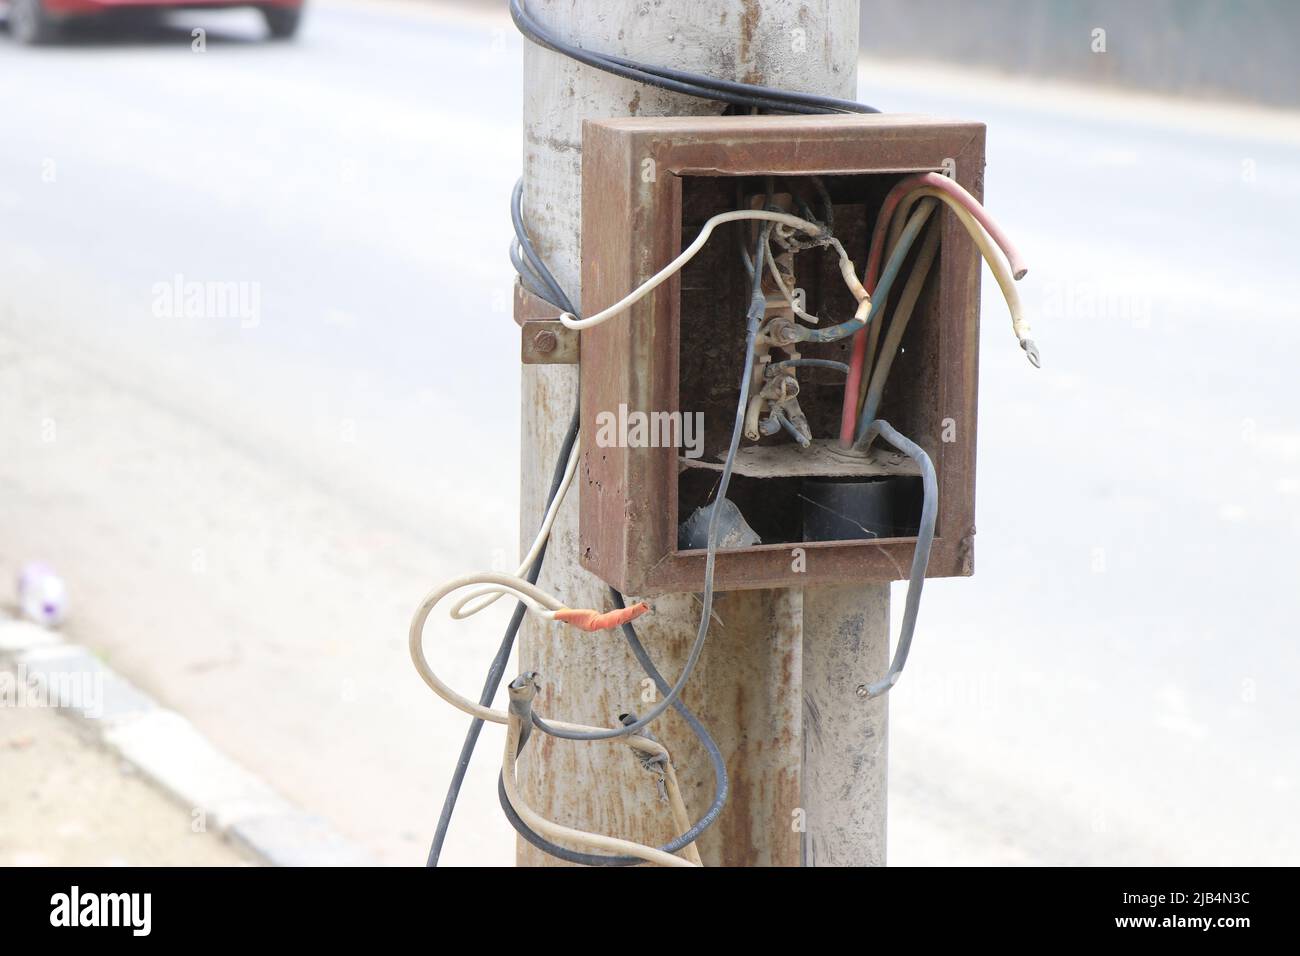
[512,278,558,327]
[521,319,579,364]
[738,0,762,84]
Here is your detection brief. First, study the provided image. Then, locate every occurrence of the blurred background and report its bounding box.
[1,0,1297,866]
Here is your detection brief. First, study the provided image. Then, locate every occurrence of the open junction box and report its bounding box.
[571,114,985,596]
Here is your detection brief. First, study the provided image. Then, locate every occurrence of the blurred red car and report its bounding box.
[5,0,305,44]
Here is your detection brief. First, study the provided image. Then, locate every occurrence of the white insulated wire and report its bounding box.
[448,439,581,621]
[558,210,852,331]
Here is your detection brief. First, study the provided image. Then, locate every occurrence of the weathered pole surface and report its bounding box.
[800,584,889,864]
[519,0,887,866]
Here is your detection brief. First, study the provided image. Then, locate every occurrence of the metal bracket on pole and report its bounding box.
[520,319,578,365]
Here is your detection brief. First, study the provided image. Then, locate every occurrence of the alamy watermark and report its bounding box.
[0,664,104,718]
[50,886,151,936]
[594,403,705,459]
[151,273,261,329]
[1041,279,1152,327]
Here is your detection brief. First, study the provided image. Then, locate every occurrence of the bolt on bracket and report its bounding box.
[521,319,579,365]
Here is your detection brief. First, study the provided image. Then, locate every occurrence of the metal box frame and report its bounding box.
[578,114,985,596]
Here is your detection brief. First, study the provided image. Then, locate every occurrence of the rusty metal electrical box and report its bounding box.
[576,114,985,596]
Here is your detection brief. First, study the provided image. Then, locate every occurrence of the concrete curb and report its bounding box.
[0,616,372,867]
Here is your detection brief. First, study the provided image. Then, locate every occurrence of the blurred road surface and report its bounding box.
[0,659,254,866]
[2,0,1297,865]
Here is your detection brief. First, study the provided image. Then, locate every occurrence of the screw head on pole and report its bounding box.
[532,329,558,353]
[855,684,870,699]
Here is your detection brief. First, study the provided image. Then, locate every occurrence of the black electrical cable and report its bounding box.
[781,175,834,234]
[510,0,879,116]
[497,589,729,865]
[424,407,580,867]
[810,175,835,233]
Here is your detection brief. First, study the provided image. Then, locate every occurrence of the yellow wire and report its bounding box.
[887,186,1032,346]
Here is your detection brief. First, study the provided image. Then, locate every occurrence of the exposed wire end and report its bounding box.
[772,407,811,447]
[838,254,867,304]
[1021,339,1041,368]
[508,671,541,700]
[859,671,901,699]
[1013,267,1029,281]
[554,602,651,632]
[619,711,671,801]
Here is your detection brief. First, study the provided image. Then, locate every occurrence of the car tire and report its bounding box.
[10,0,60,45]
[261,6,301,40]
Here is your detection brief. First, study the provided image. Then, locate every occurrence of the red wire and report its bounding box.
[837,172,1027,444]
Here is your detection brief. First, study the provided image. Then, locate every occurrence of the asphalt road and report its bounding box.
[2,0,1297,865]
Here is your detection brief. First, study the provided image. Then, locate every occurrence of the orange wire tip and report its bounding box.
[554,602,651,632]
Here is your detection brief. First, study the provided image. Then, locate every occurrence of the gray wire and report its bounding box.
[497,588,729,865]
[510,178,576,315]
[529,219,774,743]
[851,419,938,697]
[509,238,555,303]
[771,405,810,447]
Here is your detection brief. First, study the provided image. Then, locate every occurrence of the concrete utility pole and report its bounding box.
[519,0,888,866]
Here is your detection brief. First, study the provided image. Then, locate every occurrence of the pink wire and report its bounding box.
[836,172,1027,445]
